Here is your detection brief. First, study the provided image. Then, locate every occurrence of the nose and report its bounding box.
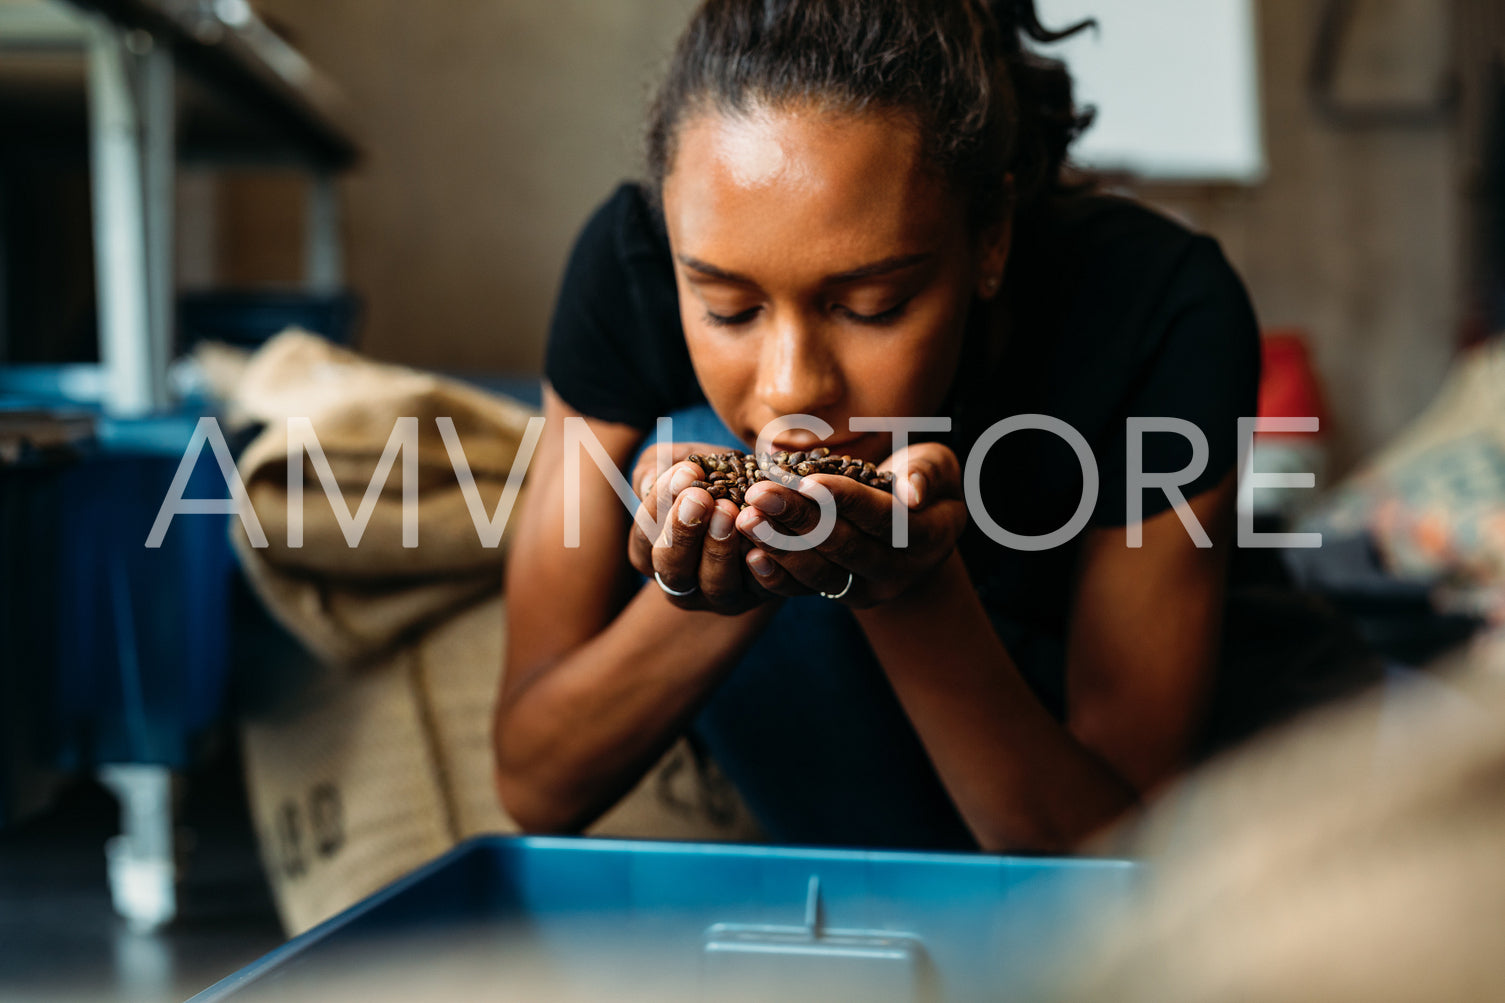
[755,311,844,419]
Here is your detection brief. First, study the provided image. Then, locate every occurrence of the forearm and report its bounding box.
[853,551,1137,852]
[495,584,778,833]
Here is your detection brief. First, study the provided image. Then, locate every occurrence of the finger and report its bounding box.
[650,487,712,595]
[735,509,859,597]
[633,459,715,580]
[742,546,815,598]
[697,500,749,611]
[632,442,725,501]
[642,456,705,507]
[638,460,704,545]
[628,516,653,578]
[627,475,665,577]
[630,460,692,567]
[632,442,672,502]
[742,480,833,544]
[793,473,902,539]
[737,504,891,583]
[878,442,962,509]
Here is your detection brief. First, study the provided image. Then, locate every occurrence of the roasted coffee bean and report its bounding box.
[666,449,893,510]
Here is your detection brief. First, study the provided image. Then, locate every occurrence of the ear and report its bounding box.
[974,175,1015,301]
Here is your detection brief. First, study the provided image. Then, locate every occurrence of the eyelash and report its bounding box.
[702,307,761,328]
[702,300,911,329]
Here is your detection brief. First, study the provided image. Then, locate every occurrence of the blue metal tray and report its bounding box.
[192,835,1137,1002]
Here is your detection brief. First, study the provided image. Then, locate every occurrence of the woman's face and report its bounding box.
[661,103,1009,463]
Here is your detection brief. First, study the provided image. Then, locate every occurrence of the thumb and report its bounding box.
[879,442,961,509]
[632,441,720,500]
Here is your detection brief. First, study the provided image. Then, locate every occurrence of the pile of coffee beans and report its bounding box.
[681,448,895,509]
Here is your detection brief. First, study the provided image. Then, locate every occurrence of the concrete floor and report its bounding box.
[0,751,286,1002]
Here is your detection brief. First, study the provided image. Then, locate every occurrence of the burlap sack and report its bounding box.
[225,333,761,935]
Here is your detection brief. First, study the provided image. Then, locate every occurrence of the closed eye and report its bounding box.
[838,299,911,326]
[703,306,762,327]
[703,299,911,328]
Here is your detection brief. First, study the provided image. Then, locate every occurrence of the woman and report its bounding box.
[494,0,1365,852]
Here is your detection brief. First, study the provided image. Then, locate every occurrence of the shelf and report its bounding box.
[0,0,356,168]
[0,0,358,415]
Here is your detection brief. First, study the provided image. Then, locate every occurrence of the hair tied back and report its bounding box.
[989,0,1097,49]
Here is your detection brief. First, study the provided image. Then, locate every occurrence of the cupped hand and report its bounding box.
[627,442,779,614]
[733,441,968,608]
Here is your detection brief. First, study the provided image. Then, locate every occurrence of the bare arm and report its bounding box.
[493,387,776,833]
[851,474,1237,851]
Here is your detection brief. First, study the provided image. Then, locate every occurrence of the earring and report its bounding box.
[983,276,1001,297]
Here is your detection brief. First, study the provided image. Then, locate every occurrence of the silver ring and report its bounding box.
[654,571,698,598]
[819,572,855,601]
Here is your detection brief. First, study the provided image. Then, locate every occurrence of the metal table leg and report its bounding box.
[85,18,173,417]
[306,172,342,292]
[99,764,178,932]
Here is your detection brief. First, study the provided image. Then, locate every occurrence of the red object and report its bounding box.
[1257,329,1328,436]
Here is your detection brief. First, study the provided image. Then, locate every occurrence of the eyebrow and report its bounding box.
[676,252,933,287]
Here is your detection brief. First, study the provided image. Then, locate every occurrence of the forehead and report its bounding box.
[663,104,959,273]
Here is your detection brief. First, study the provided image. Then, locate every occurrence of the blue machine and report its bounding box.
[1,408,236,773]
[1,391,242,929]
[191,836,1138,1002]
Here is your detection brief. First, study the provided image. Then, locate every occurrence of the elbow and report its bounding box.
[491,685,582,835]
[493,762,586,836]
[499,762,580,831]
[970,794,1141,856]
[975,826,1080,857]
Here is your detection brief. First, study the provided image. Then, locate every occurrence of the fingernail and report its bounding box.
[748,550,774,577]
[670,467,696,496]
[678,494,708,527]
[751,490,785,516]
[708,506,735,541]
[907,472,926,508]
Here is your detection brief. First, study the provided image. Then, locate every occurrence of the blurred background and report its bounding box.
[3,1,1505,1001]
[8,0,1497,465]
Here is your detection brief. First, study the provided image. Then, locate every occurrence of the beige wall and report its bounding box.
[226,0,1485,470]
[226,0,697,372]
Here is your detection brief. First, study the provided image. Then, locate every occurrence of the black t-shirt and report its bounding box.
[542,184,1383,847]
[546,182,1261,703]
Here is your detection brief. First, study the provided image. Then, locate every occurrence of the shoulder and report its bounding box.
[544,182,698,428]
[1011,192,1256,368]
[1035,193,1237,304]
[574,181,672,269]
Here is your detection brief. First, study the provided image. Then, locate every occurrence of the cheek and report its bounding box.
[867,300,972,415]
[682,322,757,412]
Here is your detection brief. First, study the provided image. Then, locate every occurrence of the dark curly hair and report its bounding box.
[645,0,1096,228]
